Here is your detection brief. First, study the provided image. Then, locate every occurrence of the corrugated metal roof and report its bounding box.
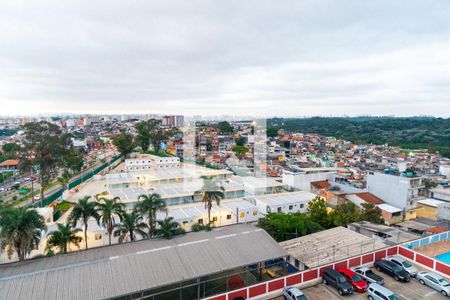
[0,224,286,300]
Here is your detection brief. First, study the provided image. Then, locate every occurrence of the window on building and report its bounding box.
[239,212,245,218]
[300,204,304,209]
[226,214,232,220]
[212,216,218,222]
[253,210,258,216]
[289,205,293,210]
[95,234,102,240]
[277,207,282,213]
[198,219,203,224]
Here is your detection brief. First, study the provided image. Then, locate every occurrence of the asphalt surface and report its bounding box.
[270,264,448,300]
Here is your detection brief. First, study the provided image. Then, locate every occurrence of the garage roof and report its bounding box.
[0,224,286,300]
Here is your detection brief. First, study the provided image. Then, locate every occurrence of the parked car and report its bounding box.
[367,283,401,300]
[417,271,450,296]
[322,268,353,295]
[338,268,368,293]
[283,286,308,300]
[386,255,418,277]
[374,259,410,282]
[353,267,384,285]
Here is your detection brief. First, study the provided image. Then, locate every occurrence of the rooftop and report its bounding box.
[0,224,286,300]
[353,192,385,205]
[246,191,316,207]
[0,159,19,167]
[417,198,447,208]
[279,226,386,268]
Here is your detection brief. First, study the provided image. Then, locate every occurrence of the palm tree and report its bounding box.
[46,223,82,254]
[97,197,124,245]
[69,196,100,250]
[154,217,185,239]
[136,193,166,236]
[0,207,46,261]
[198,177,225,224]
[113,209,148,243]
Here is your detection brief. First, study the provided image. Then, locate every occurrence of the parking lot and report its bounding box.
[271,264,449,300]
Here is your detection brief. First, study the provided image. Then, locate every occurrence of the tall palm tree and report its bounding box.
[154,217,185,239]
[69,196,100,250]
[198,177,225,224]
[113,209,148,243]
[0,207,46,261]
[136,193,166,236]
[97,197,124,245]
[46,223,82,254]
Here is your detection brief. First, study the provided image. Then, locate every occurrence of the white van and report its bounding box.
[367,283,400,300]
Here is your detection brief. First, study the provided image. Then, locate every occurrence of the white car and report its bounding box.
[417,271,450,296]
[386,255,418,277]
[283,286,308,300]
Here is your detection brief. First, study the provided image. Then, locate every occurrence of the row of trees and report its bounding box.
[0,175,226,261]
[112,119,179,156]
[0,121,84,202]
[257,196,385,242]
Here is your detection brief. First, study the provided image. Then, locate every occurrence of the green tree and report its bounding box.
[330,201,360,227]
[58,169,72,193]
[307,196,330,228]
[423,179,438,189]
[232,146,249,159]
[257,212,322,242]
[154,217,185,239]
[63,148,84,173]
[69,196,100,249]
[46,223,82,254]
[217,121,233,133]
[135,120,158,152]
[0,207,47,261]
[97,197,125,245]
[136,193,167,236]
[235,136,246,147]
[198,177,225,224]
[360,203,385,224]
[1,143,21,159]
[20,121,72,201]
[112,132,136,156]
[113,209,148,243]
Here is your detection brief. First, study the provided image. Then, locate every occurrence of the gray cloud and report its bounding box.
[1,0,450,117]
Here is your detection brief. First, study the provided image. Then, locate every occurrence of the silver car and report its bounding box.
[417,271,450,296]
[386,255,418,277]
[367,283,400,300]
[283,286,308,300]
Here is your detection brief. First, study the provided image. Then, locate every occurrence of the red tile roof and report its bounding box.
[311,180,331,189]
[354,192,385,205]
[0,159,19,167]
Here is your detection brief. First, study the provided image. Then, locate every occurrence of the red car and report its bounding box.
[338,268,368,293]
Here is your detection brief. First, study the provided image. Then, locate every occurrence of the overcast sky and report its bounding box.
[1,1,450,117]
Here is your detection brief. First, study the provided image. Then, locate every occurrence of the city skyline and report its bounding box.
[1,1,450,117]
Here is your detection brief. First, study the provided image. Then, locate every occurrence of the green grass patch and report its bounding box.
[147,150,172,157]
[53,201,74,214]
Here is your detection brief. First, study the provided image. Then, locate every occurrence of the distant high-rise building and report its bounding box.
[162,115,184,127]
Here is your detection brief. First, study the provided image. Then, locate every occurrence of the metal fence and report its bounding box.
[34,154,123,208]
[402,230,450,250]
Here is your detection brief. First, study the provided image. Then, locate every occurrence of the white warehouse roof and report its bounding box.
[247,191,316,206]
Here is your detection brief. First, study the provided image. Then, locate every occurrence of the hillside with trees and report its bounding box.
[267,117,450,157]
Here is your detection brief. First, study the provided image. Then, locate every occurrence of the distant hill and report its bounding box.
[267,117,450,158]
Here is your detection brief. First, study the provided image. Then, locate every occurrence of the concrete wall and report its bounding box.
[282,171,332,192]
[367,173,414,210]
